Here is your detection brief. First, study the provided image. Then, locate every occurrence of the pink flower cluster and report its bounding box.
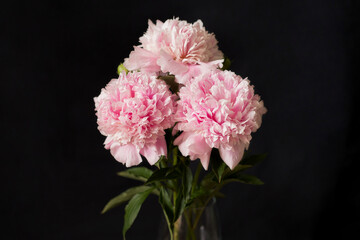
[124,18,223,84]
[95,18,266,169]
[94,72,176,167]
[174,70,267,170]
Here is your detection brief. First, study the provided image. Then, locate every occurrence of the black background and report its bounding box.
[1,0,359,239]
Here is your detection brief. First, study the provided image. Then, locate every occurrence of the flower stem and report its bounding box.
[184,209,196,240]
[192,183,223,230]
[173,147,178,166]
[191,162,202,195]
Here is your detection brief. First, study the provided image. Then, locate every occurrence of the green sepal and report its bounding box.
[117,63,129,75]
[221,56,231,70]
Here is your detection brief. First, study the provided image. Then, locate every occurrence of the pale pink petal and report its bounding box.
[124,46,161,73]
[219,141,245,170]
[174,132,212,170]
[157,50,188,75]
[175,59,224,85]
[110,142,142,167]
[94,71,176,167]
[138,18,223,67]
[174,69,266,169]
[140,136,167,165]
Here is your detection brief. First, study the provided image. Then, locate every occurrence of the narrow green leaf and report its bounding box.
[159,187,174,238]
[174,164,193,222]
[155,155,167,169]
[211,149,228,182]
[146,167,180,184]
[214,191,226,198]
[101,186,152,214]
[223,173,264,185]
[240,153,267,166]
[160,188,174,219]
[184,166,193,196]
[117,167,153,182]
[123,188,153,239]
[174,191,186,222]
[201,172,217,189]
[188,186,211,206]
[231,164,252,172]
[117,63,128,75]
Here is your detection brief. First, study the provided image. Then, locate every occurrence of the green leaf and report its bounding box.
[117,167,154,182]
[221,56,231,70]
[158,75,179,93]
[117,63,128,75]
[220,153,267,181]
[188,186,210,206]
[211,149,228,182]
[174,165,193,222]
[183,165,193,197]
[174,191,186,222]
[159,187,174,235]
[223,173,264,185]
[240,153,267,166]
[214,191,226,198]
[101,186,152,214]
[201,172,217,189]
[146,167,181,184]
[231,164,252,172]
[123,188,153,239]
[155,155,167,169]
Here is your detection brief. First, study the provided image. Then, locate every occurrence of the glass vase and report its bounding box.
[157,198,222,240]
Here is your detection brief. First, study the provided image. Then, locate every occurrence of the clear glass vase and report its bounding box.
[157,198,222,240]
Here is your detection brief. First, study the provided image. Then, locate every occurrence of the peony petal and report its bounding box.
[219,140,245,170]
[124,46,161,73]
[174,132,212,170]
[175,60,224,85]
[140,136,167,165]
[157,50,188,75]
[110,142,142,167]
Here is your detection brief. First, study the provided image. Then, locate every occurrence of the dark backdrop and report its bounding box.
[1,0,359,239]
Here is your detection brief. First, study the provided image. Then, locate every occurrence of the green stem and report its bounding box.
[162,208,174,240]
[191,162,202,195]
[184,209,196,240]
[173,147,178,166]
[192,183,223,230]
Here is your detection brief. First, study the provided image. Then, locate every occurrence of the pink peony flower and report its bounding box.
[94,72,177,167]
[124,18,223,81]
[173,69,267,170]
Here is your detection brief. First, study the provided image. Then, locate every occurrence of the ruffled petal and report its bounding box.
[124,46,161,73]
[219,140,245,170]
[174,132,212,170]
[140,136,167,165]
[157,50,188,75]
[175,59,224,85]
[109,142,142,167]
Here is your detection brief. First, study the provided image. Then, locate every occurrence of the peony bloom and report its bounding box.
[94,72,176,167]
[124,18,223,82]
[173,69,267,170]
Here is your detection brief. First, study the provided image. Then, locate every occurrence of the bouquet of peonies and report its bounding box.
[94,18,267,240]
